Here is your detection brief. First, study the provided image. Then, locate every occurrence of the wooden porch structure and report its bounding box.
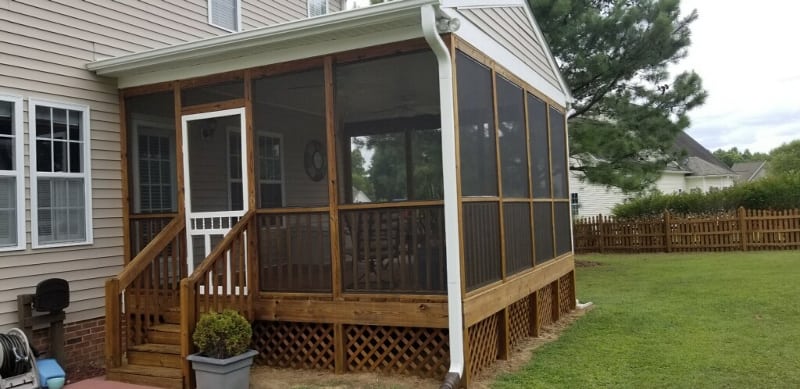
[97,2,576,388]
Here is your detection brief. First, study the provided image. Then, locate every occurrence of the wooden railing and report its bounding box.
[179,209,257,385]
[105,214,186,368]
[574,208,800,253]
[129,213,178,259]
[339,204,446,294]
[258,211,332,293]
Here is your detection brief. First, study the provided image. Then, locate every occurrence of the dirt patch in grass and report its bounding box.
[250,308,589,389]
[575,260,603,267]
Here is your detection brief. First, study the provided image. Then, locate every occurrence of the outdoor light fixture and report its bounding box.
[436,16,460,33]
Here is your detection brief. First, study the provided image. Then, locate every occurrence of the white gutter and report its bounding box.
[420,5,464,389]
[88,0,438,76]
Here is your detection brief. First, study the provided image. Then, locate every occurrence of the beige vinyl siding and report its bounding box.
[458,6,562,92]
[0,0,314,331]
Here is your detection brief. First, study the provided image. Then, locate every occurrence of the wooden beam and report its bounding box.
[254,298,449,328]
[334,323,345,374]
[119,92,131,264]
[324,56,342,300]
[463,255,574,326]
[173,82,185,213]
[180,99,246,115]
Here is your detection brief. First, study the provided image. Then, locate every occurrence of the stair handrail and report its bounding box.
[105,214,186,369]
[180,209,258,388]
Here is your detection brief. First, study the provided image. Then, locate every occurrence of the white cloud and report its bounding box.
[674,0,800,153]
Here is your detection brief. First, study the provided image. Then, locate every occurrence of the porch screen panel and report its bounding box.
[456,51,497,197]
[528,94,551,199]
[125,92,177,215]
[504,202,532,275]
[340,205,446,294]
[533,202,554,264]
[336,50,441,204]
[496,75,528,198]
[463,202,501,291]
[258,212,331,292]
[549,107,568,199]
[182,79,243,107]
[187,114,243,212]
[253,68,328,208]
[554,202,572,256]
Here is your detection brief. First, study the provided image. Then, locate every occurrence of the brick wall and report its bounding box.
[31,317,106,382]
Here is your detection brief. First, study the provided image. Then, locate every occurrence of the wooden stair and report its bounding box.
[106,308,184,389]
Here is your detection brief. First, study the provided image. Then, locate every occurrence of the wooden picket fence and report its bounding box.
[573,207,800,253]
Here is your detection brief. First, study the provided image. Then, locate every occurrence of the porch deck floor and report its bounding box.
[65,377,159,389]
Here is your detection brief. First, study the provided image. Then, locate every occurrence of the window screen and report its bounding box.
[496,75,528,198]
[308,0,328,17]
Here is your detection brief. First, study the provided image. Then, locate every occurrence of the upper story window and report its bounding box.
[209,0,241,32]
[308,0,328,17]
[29,100,92,247]
[0,95,24,251]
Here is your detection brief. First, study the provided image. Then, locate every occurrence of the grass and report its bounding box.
[493,251,800,389]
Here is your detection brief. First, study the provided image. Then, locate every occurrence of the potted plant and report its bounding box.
[186,309,258,389]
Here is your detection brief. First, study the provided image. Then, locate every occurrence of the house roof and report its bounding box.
[87,0,569,105]
[731,161,767,181]
[671,132,735,176]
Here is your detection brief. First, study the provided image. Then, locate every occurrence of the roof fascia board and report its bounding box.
[116,24,423,88]
[442,6,567,106]
[517,2,572,103]
[89,0,438,76]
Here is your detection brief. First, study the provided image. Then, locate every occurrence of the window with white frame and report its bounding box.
[308,0,328,17]
[571,192,579,216]
[208,0,240,32]
[0,95,24,250]
[226,131,284,211]
[29,100,92,247]
[132,123,176,214]
[257,134,284,208]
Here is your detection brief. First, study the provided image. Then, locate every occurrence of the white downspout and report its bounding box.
[421,4,464,388]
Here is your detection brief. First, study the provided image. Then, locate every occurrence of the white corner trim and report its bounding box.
[0,93,25,251]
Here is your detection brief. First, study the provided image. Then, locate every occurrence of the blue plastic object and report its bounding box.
[37,358,65,388]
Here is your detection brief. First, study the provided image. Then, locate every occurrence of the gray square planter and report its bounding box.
[187,349,259,389]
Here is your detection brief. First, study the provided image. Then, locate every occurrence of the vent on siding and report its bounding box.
[209,0,240,32]
[308,0,328,17]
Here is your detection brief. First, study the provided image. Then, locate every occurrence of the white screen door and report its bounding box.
[181,108,248,276]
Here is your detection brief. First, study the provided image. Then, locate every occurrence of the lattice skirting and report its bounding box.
[467,312,499,379]
[508,295,532,350]
[252,321,336,370]
[537,283,555,328]
[559,272,576,315]
[251,321,449,378]
[344,325,450,377]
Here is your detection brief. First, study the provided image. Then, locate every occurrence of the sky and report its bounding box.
[673,0,800,154]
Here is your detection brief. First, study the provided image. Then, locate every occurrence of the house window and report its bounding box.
[132,124,176,214]
[208,0,240,32]
[0,96,24,250]
[29,100,92,247]
[571,192,579,215]
[257,133,284,208]
[308,0,328,17]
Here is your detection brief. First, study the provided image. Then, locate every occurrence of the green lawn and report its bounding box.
[493,251,800,389]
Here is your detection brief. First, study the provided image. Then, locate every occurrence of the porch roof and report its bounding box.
[88,0,438,88]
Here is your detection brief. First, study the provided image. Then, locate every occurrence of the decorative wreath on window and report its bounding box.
[304,140,326,182]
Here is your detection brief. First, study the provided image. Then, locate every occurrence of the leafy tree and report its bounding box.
[712,146,769,167]
[530,0,707,192]
[350,147,374,200]
[769,140,800,177]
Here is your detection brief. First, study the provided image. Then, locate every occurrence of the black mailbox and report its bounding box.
[33,278,70,313]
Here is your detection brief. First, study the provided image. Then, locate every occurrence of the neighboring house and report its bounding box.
[2,1,576,388]
[570,132,737,217]
[732,161,768,182]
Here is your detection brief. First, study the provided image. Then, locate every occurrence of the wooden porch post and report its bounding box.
[173,82,185,215]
